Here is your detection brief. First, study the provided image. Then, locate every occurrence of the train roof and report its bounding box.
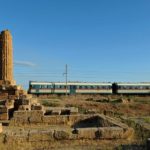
[116,82,150,86]
[29,81,150,86]
[29,81,112,86]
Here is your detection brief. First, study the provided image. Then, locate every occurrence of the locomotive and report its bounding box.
[28,81,150,95]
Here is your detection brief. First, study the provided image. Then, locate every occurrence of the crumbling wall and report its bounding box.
[2,126,133,144]
[10,110,130,131]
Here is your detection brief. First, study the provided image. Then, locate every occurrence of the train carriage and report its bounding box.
[28,81,112,95]
[115,82,150,94]
[28,81,150,95]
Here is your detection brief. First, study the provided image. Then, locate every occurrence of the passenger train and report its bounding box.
[28,81,150,95]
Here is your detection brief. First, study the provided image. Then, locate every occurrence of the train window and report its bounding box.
[98,86,101,89]
[32,85,35,88]
[73,86,76,89]
[96,86,99,89]
[56,85,63,89]
[88,86,91,89]
[79,86,82,89]
[41,85,47,89]
[91,86,94,89]
[76,86,79,89]
[47,85,52,89]
[32,85,40,89]
[84,86,88,89]
[93,86,96,89]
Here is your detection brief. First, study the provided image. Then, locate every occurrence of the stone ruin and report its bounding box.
[7,110,133,140]
[0,30,135,149]
[0,30,38,121]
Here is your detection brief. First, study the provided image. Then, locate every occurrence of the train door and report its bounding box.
[51,83,55,94]
[70,85,76,94]
[112,83,118,94]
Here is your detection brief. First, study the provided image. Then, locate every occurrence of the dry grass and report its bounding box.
[38,95,150,117]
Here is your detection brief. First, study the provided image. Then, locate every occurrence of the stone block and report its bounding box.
[5,99,14,109]
[53,130,70,140]
[31,104,43,110]
[11,110,44,125]
[28,130,54,142]
[51,109,61,115]
[26,110,44,124]
[0,106,7,113]
[77,128,98,139]
[70,107,78,115]
[0,112,8,120]
[18,105,31,111]
[98,127,124,139]
[42,115,68,125]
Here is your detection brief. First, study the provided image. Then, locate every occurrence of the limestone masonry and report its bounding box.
[0,30,14,85]
[0,29,35,120]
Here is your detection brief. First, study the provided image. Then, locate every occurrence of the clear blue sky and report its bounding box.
[0,0,150,88]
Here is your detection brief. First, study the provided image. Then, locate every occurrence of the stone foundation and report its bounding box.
[8,110,134,140]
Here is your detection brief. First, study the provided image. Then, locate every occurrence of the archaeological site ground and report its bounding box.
[0,30,149,150]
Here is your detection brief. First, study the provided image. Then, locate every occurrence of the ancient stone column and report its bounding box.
[0,30,14,84]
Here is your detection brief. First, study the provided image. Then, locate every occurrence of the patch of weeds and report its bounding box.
[143,117,150,123]
[42,100,60,107]
[65,104,75,107]
[95,99,109,103]
[0,100,5,105]
[85,98,93,101]
[115,145,123,150]
[114,111,124,117]
[129,104,137,109]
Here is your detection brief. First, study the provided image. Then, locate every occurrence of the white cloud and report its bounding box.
[14,60,36,67]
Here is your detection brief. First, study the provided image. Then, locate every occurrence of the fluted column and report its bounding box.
[0,30,13,84]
